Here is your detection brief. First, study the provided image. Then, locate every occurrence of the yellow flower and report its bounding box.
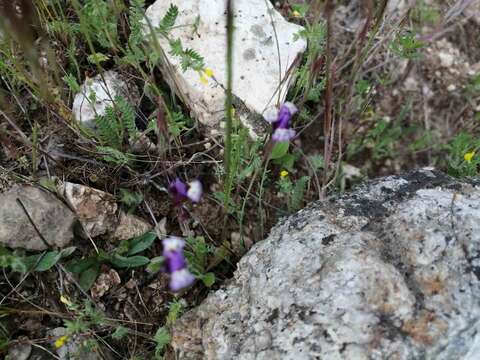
[203,68,214,77]
[464,151,475,163]
[59,295,72,306]
[280,170,289,178]
[292,10,301,18]
[54,335,69,349]
[199,68,214,85]
[199,74,209,84]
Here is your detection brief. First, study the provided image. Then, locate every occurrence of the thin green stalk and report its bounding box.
[223,0,234,214]
[256,157,271,237]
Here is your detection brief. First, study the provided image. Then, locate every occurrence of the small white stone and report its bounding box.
[72,71,138,128]
[404,77,418,91]
[438,51,455,68]
[447,84,456,92]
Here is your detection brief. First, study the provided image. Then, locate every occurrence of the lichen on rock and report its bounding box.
[171,168,480,360]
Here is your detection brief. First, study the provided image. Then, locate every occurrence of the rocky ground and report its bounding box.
[0,0,479,359]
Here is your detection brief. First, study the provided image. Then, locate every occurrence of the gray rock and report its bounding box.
[7,341,31,360]
[0,186,76,250]
[144,0,306,138]
[72,71,139,128]
[171,169,480,359]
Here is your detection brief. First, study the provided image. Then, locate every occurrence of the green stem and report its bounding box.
[223,0,234,214]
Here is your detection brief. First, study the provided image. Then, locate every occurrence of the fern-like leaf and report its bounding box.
[159,4,178,34]
[95,107,122,150]
[114,96,138,140]
[96,146,132,166]
[291,176,310,211]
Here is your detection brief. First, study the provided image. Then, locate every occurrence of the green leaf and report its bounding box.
[309,154,324,170]
[201,272,215,287]
[146,256,165,273]
[119,188,144,208]
[159,4,178,33]
[25,251,61,272]
[60,246,77,258]
[153,327,171,355]
[270,142,290,160]
[127,232,157,256]
[111,326,129,340]
[272,153,296,171]
[291,176,310,211]
[110,255,150,268]
[79,263,101,291]
[9,256,27,273]
[65,257,98,274]
[87,53,110,64]
[62,74,80,93]
[166,300,184,326]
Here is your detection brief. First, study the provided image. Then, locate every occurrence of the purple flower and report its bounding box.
[162,236,195,291]
[264,102,298,142]
[169,178,203,206]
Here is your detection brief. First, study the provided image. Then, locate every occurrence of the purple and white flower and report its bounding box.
[264,102,298,142]
[168,178,203,206]
[162,236,195,292]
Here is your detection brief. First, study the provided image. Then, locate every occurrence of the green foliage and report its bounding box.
[152,300,185,358]
[153,327,171,359]
[95,146,133,166]
[126,232,157,256]
[293,22,326,101]
[347,118,403,161]
[465,73,480,95]
[119,188,144,209]
[80,0,119,49]
[95,95,139,151]
[184,236,218,287]
[446,133,480,177]
[270,142,290,160]
[25,247,76,272]
[277,175,310,212]
[166,300,184,327]
[60,300,107,353]
[87,52,110,64]
[412,1,441,24]
[291,4,309,18]
[0,247,27,273]
[0,246,76,274]
[46,20,80,38]
[391,31,424,59]
[111,326,129,340]
[149,111,191,137]
[128,0,146,48]
[146,256,165,273]
[168,38,205,72]
[63,73,80,93]
[66,232,156,290]
[158,4,179,35]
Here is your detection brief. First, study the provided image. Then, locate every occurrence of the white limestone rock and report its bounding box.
[171,169,480,359]
[144,0,306,137]
[72,71,138,128]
